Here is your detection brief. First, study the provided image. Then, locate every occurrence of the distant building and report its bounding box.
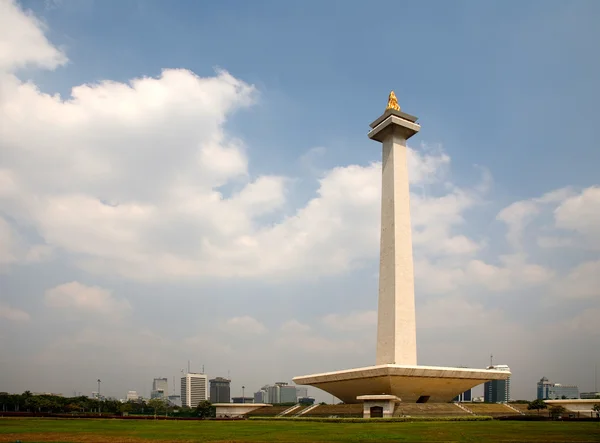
[484,365,511,403]
[151,378,168,399]
[126,391,139,401]
[453,389,472,402]
[537,377,579,400]
[167,394,181,407]
[254,389,267,403]
[580,392,600,399]
[181,373,208,408]
[254,382,299,404]
[209,377,231,403]
[279,384,297,403]
[296,387,308,399]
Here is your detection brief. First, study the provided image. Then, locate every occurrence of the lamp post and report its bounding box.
[242,386,245,404]
[97,379,101,414]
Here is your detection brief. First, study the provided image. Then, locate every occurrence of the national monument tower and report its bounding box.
[293,93,510,403]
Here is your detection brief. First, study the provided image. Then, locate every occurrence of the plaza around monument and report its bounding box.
[293,93,510,404]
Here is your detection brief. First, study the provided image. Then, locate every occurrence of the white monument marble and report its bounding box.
[293,93,510,404]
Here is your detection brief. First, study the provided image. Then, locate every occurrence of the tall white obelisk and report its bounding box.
[368,92,420,366]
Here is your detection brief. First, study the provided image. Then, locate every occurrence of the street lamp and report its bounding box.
[97,379,101,415]
[242,386,245,404]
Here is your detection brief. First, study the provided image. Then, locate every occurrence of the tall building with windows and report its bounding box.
[254,382,299,404]
[151,377,168,399]
[453,389,472,402]
[484,365,511,403]
[181,373,208,407]
[209,377,231,403]
[537,377,579,399]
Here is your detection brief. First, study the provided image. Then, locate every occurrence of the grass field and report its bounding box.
[0,418,599,442]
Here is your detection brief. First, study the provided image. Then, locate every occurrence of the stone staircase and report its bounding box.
[294,403,320,416]
[454,402,474,415]
[504,403,525,415]
[277,404,301,417]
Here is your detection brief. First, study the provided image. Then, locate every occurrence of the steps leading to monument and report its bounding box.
[504,403,525,415]
[294,403,320,416]
[277,404,301,417]
[453,402,474,415]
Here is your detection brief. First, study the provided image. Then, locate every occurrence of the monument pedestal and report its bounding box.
[293,364,510,404]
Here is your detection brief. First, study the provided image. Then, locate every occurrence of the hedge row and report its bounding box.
[248,416,493,423]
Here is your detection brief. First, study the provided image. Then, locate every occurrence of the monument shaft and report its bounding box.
[376,128,417,365]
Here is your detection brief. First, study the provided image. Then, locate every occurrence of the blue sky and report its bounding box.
[1,0,599,402]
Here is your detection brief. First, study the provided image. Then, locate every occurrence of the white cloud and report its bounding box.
[0,302,30,322]
[322,310,377,331]
[564,308,600,336]
[44,281,131,315]
[274,334,360,354]
[223,316,267,335]
[0,0,67,71]
[554,186,600,249]
[554,260,600,299]
[497,200,539,249]
[280,319,311,334]
[0,1,484,282]
[418,297,504,329]
[0,216,52,271]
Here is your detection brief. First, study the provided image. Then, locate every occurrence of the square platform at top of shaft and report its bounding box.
[368,108,421,143]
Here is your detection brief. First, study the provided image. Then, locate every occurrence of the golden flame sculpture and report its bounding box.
[386,91,400,111]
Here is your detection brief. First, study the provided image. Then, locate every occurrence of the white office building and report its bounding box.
[126,390,139,401]
[181,373,208,407]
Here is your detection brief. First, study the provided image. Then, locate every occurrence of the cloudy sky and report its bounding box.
[1,0,599,402]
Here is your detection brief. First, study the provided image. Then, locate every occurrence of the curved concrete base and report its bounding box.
[293,364,510,404]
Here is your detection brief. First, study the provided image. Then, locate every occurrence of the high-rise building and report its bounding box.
[279,384,297,403]
[181,373,208,407]
[256,382,298,404]
[151,378,168,399]
[254,388,267,403]
[453,389,472,402]
[484,365,511,403]
[126,390,139,401]
[537,377,579,400]
[296,387,308,399]
[209,377,231,403]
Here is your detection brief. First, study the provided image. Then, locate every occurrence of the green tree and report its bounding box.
[527,399,548,415]
[119,402,133,415]
[592,403,600,419]
[195,400,214,419]
[549,405,567,420]
[148,398,166,418]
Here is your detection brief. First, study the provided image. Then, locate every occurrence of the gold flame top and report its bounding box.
[386,91,400,111]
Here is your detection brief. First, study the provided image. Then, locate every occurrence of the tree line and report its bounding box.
[0,391,212,417]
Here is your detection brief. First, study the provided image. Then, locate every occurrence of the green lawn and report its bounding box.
[0,418,598,442]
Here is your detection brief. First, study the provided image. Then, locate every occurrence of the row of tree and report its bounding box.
[0,391,214,417]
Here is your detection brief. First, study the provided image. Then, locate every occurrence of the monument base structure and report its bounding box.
[293,364,509,404]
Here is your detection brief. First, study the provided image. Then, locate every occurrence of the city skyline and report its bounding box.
[1,0,599,403]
